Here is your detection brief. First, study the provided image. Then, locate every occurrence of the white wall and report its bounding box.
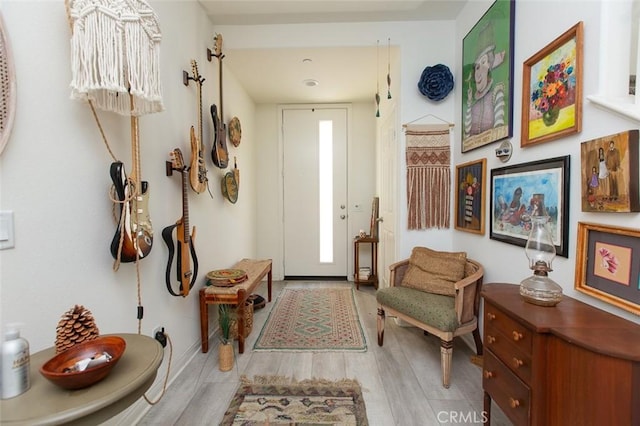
[0,0,258,409]
[454,0,640,324]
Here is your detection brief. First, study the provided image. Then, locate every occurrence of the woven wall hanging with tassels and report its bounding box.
[405,124,452,230]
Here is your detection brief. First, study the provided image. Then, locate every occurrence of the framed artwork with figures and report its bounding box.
[461,0,515,152]
[579,130,640,212]
[490,156,570,257]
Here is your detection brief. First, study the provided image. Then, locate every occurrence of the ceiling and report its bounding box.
[197,1,467,104]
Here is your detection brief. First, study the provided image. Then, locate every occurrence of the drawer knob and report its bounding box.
[509,397,521,409]
[483,370,494,379]
[487,313,496,320]
[512,331,523,341]
[487,335,496,344]
[512,357,524,368]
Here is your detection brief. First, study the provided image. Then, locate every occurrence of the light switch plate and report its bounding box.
[0,210,15,249]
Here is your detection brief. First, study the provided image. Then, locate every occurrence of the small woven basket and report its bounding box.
[226,299,254,340]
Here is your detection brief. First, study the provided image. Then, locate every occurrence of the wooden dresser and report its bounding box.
[481,284,640,425]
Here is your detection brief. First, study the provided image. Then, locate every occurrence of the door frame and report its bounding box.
[277,103,353,278]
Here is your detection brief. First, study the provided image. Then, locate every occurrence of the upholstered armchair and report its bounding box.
[376,247,484,388]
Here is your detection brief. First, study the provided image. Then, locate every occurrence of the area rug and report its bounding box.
[221,375,369,425]
[253,288,367,352]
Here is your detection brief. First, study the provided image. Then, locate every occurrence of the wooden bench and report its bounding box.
[199,258,272,354]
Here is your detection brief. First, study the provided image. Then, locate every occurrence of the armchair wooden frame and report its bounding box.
[377,258,484,388]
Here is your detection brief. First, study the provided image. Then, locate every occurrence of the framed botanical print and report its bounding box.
[521,22,583,147]
[461,0,515,153]
[580,130,640,212]
[490,156,570,257]
[455,158,486,235]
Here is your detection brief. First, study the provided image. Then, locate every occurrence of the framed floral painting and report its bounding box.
[461,0,515,153]
[455,158,486,235]
[521,22,583,147]
[575,222,640,315]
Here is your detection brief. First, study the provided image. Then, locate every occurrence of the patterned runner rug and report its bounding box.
[253,287,367,351]
[221,375,369,425]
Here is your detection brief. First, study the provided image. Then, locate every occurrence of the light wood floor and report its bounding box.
[138,281,511,425]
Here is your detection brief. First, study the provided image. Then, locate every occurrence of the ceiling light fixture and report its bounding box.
[302,58,312,63]
[303,79,319,87]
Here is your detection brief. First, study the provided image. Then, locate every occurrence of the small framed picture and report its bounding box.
[455,158,486,235]
[579,130,640,212]
[521,22,583,147]
[575,222,640,315]
[490,156,570,257]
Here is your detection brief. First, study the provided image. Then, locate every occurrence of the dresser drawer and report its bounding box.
[484,326,532,384]
[483,350,531,426]
[484,302,532,354]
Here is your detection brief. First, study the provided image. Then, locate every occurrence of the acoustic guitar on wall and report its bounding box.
[162,148,198,297]
[186,59,208,194]
[210,33,229,169]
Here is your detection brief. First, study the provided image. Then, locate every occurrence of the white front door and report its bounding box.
[283,107,348,277]
[378,107,397,288]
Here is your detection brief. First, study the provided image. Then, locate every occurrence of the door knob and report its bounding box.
[340,215,346,219]
[340,204,345,209]
[376,217,384,223]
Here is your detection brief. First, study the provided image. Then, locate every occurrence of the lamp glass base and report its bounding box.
[519,274,562,307]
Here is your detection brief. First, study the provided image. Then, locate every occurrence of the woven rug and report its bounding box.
[221,375,369,425]
[253,288,367,352]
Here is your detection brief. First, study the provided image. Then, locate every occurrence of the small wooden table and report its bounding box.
[199,258,272,354]
[353,236,378,290]
[0,333,163,425]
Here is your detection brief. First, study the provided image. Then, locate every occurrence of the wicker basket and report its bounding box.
[222,299,254,340]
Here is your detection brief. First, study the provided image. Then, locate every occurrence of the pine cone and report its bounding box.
[55,305,100,353]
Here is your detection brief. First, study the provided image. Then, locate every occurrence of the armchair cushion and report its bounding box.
[376,286,458,331]
[400,247,467,296]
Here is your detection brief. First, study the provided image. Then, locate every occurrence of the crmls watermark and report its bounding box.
[437,411,489,424]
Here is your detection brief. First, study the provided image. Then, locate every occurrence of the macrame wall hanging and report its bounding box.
[405,123,452,230]
[67,0,164,116]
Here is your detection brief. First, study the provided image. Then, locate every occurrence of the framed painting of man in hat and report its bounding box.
[462,0,515,153]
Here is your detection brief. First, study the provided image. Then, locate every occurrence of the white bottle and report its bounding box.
[0,326,30,399]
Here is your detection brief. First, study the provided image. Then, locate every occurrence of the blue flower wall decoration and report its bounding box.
[418,64,454,101]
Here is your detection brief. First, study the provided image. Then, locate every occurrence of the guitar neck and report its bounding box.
[181,169,190,242]
[197,82,203,151]
[218,54,224,120]
[130,113,141,190]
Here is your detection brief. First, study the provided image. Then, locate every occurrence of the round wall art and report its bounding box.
[228,116,241,147]
[417,64,454,102]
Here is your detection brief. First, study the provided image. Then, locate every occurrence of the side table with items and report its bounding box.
[353,236,378,290]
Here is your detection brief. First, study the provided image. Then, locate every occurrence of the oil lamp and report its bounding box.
[519,213,563,306]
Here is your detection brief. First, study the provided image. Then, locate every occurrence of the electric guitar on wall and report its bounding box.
[210,33,229,169]
[162,148,198,297]
[110,115,153,263]
[188,60,208,194]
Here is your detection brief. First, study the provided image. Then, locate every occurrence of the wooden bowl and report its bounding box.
[40,335,126,390]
